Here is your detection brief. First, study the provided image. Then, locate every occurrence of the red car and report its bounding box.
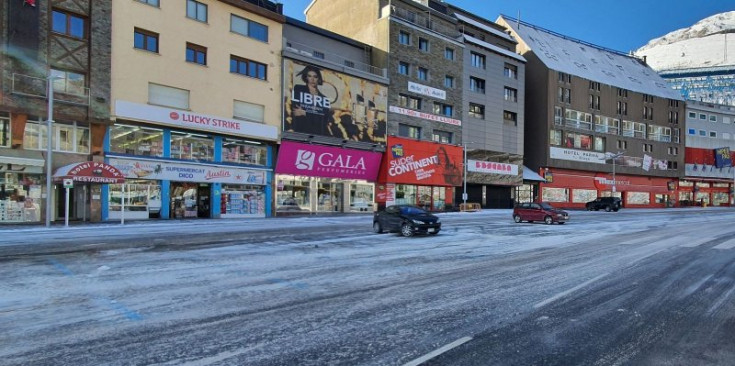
[513,202,569,225]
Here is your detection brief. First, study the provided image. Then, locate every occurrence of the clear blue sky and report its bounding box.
[283,0,734,52]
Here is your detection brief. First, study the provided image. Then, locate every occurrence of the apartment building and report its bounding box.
[276,17,389,215]
[448,5,528,208]
[680,101,735,206]
[105,0,283,221]
[498,16,686,209]
[0,0,112,223]
[306,0,465,211]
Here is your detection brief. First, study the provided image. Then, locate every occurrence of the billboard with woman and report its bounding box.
[283,59,388,144]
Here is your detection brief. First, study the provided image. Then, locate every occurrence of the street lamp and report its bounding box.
[45,74,61,227]
[461,141,478,209]
[602,151,624,195]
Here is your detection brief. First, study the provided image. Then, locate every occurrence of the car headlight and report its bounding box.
[412,219,424,225]
[435,218,440,224]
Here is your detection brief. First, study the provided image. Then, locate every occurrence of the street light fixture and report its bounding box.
[45,74,61,227]
[602,151,624,195]
[461,141,479,208]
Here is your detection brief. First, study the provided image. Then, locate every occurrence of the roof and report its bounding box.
[500,15,683,100]
[454,12,515,43]
[463,35,526,63]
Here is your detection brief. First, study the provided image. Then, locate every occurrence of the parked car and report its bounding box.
[585,197,622,212]
[513,202,569,225]
[373,205,441,237]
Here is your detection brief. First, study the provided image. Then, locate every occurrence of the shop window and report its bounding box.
[109,124,163,157]
[542,187,568,203]
[221,185,265,217]
[395,184,417,205]
[0,174,43,223]
[350,184,374,212]
[572,189,597,203]
[276,178,311,212]
[108,181,162,219]
[0,112,9,147]
[170,132,213,161]
[222,138,266,166]
[625,191,650,205]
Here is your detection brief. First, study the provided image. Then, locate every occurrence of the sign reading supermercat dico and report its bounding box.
[115,100,278,141]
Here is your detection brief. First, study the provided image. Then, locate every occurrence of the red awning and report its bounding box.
[53,161,126,184]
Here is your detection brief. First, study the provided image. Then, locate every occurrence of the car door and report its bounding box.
[382,206,403,231]
[529,203,543,221]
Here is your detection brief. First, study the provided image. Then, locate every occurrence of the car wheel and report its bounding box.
[586,206,593,211]
[613,208,619,212]
[373,221,383,234]
[604,205,612,212]
[544,215,553,225]
[513,214,522,223]
[400,223,414,237]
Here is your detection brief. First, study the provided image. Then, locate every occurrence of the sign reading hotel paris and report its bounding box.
[114,100,278,140]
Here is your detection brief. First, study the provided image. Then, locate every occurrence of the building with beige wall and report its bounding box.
[106,0,284,221]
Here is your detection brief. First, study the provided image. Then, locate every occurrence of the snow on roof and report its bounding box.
[463,35,526,63]
[454,12,516,43]
[501,16,682,100]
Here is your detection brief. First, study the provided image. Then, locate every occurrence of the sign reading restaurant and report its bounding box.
[389,105,462,126]
[115,100,278,140]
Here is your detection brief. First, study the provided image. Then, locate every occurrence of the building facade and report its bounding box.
[1,0,111,224]
[306,0,466,211]
[277,17,389,215]
[499,16,686,209]
[105,0,283,221]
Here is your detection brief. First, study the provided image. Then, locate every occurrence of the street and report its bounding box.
[1,208,734,365]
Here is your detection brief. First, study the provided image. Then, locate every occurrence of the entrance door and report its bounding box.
[197,184,210,218]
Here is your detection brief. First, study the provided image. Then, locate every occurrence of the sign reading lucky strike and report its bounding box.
[275,141,382,180]
[378,136,463,186]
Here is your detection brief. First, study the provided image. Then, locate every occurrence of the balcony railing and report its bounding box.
[648,133,672,142]
[11,73,90,106]
[389,6,460,39]
[283,39,387,78]
[564,118,592,130]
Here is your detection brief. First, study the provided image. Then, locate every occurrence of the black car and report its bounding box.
[585,197,622,212]
[373,205,441,237]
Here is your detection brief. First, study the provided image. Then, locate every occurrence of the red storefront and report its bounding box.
[539,168,677,209]
[679,147,735,207]
[375,137,463,211]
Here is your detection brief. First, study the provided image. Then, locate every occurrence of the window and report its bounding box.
[134,28,159,53]
[398,62,410,75]
[710,115,718,122]
[52,9,85,39]
[668,147,679,155]
[643,144,653,153]
[668,111,679,124]
[558,72,571,83]
[417,67,428,81]
[433,103,453,117]
[617,88,628,97]
[469,103,485,119]
[589,94,600,110]
[699,113,706,120]
[50,69,86,96]
[0,112,10,148]
[398,123,420,139]
[233,100,264,123]
[170,132,213,161]
[699,130,706,136]
[550,129,562,146]
[432,130,452,144]
[565,109,593,130]
[559,87,570,103]
[503,110,517,125]
[594,136,605,152]
[688,128,696,135]
[399,31,411,45]
[109,124,164,157]
[589,81,600,91]
[470,52,486,69]
[469,77,485,94]
[222,138,267,166]
[564,132,593,150]
[594,116,620,135]
[148,83,190,109]
[617,101,627,115]
[444,75,454,88]
[554,107,563,125]
[617,140,627,150]
[186,0,207,22]
[643,106,653,120]
[230,55,267,80]
[504,87,518,102]
[231,14,268,42]
[688,112,696,119]
[398,94,421,110]
[186,43,207,65]
[418,38,429,52]
[710,131,717,138]
[504,63,517,79]
[622,120,645,138]
[669,99,679,107]
[136,0,159,6]
[445,48,455,60]
[24,119,89,153]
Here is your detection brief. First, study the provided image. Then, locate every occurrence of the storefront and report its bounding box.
[106,157,268,220]
[274,140,382,215]
[375,137,462,211]
[53,161,126,221]
[680,147,735,206]
[0,148,45,223]
[539,168,675,209]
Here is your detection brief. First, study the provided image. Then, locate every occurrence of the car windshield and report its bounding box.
[400,206,427,215]
[539,202,555,210]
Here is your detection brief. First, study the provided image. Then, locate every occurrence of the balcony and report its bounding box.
[11,73,90,106]
[283,39,387,78]
[389,6,460,40]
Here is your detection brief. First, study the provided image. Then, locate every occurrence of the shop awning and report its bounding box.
[53,161,126,184]
[0,148,45,173]
[523,166,546,182]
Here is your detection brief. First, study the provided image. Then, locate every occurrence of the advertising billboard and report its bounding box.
[378,136,463,186]
[283,59,388,144]
[275,141,383,181]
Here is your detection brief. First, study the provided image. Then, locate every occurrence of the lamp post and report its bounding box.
[603,151,624,195]
[45,75,57,227]
[462,143,468,207]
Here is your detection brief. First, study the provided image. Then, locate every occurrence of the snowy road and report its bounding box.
[1,208,734,365]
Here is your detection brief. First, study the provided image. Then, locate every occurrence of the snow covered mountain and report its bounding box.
[635,11,735,71]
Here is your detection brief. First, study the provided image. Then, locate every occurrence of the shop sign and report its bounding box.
[283,59,388,143]
[593,174,630,190]
[115,100,278,141]
[468,159,519,175]
[714,147,732,168]
[389,105,462,126]
[379,136,463,186]
[108,157,266,185]
[550,147,606,163]
[275,141,382,180]
[408,82,446,100]
[53,161,126,184]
